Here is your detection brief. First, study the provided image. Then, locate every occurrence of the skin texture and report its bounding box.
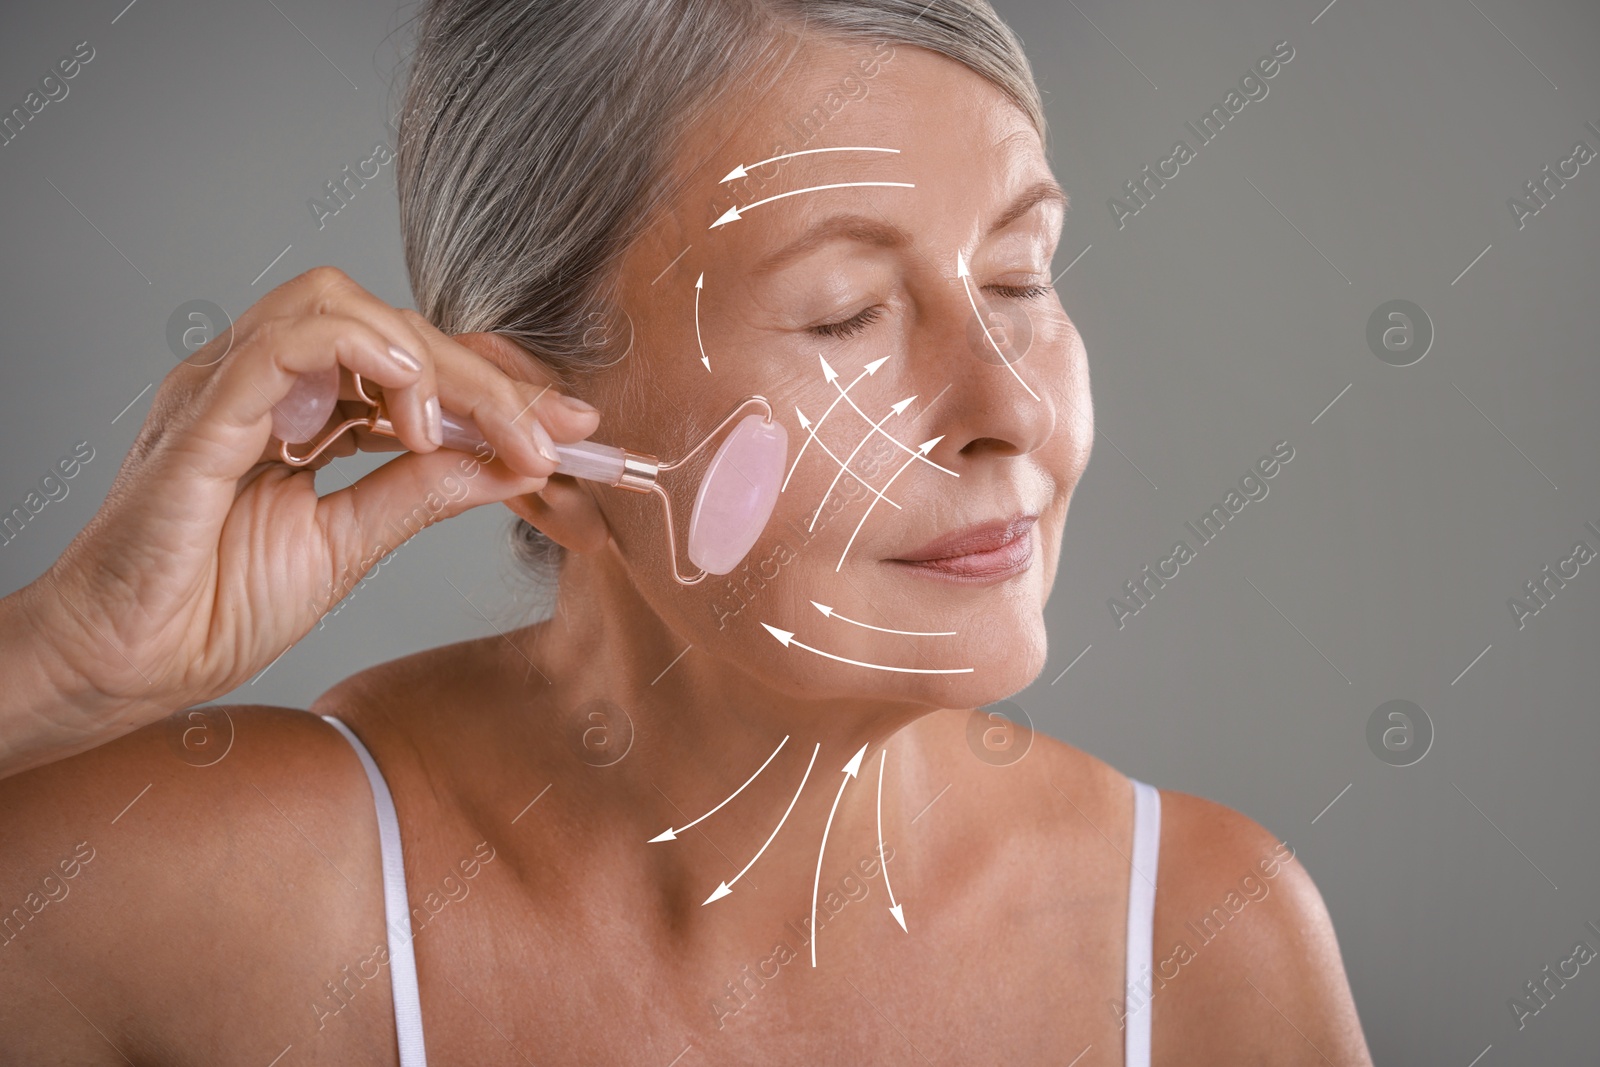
[0,40,1374,1066]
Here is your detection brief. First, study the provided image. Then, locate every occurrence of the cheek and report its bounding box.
[602,299,1058,701]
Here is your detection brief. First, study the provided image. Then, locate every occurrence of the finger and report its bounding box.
[265,268,600,471]
[242,267,443,452]
[395,330,574,480]
[432,324,604,444]
[265,269,447,453]
[195,314,426,482]
[297,281,604,453]
[312,439,547,582]
[272,365,340,444]
[404,320,603,467]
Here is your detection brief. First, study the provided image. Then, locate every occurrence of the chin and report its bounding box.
[730,552,1052,714]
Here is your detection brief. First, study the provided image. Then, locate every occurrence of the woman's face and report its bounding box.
[582,39,1092,710]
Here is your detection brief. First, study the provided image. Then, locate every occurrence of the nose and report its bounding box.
[908,279,1061,467]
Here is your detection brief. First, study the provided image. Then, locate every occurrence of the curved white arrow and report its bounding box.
[876,749,905,932]
[812,744,869,967]
[703,742,820,905]
[834,438,944,573]
[793,406,901,511]
[720,146,900,184]
[957,252,1040,401]
[711,182,914,229]
[811,601,954,637]
[693,272,710,372]
[761,623,972,674]
[808,394,916,531]
[651,734,789,843]
[823,356,959,478]
[782,356,888,492]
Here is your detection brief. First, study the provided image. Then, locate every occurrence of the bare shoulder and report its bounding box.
[1148,789,1375,1066]
[0,705,395,1064]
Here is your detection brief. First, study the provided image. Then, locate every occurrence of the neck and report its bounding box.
[480,550,946,958]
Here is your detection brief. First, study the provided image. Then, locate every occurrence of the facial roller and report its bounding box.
[275,371,788,585]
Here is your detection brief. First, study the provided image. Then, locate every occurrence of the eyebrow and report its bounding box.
[748,178,1069,277]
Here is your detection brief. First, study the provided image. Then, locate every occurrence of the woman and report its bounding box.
[0,0,1373,1062]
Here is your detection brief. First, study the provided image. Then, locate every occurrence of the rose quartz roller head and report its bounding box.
[275,371,787,585]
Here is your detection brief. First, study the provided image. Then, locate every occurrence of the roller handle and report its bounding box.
[439,410,628,484]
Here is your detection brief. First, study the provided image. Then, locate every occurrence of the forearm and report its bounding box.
[0,581,148,781]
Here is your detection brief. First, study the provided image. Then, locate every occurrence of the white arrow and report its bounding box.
[807,393,916,531]
[693,272,710,372]
[720,146,900,184]
[761,622,972,674]
[811,601,955,637]
[957,252,1040,401]
[703,742,820,905]
[781,355,888,492]
[835,438,944,573]
[876,749,906,932]
[794,406,901,511]
[825,367,959,478]
[812,744,869,967]
[711,182,915,229]
[651,734,789,843]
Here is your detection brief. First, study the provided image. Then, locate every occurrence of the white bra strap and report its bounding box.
[1124,778,1162,1067]
[321,714,429,1066]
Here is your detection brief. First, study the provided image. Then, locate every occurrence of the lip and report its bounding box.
[886,515,1038,583]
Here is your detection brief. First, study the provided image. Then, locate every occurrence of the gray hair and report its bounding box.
[395,0,1046,578]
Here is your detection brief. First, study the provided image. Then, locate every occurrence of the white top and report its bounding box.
[323,715,1162,1066]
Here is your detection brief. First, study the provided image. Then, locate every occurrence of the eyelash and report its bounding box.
[809,283,1054,340]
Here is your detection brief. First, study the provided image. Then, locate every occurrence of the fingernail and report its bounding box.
[530,420,560,463]
[557,393,598,416]
[424,395,443,447]
[388,344,421,373]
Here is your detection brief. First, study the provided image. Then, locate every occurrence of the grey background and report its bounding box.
[1,0,1596,1062]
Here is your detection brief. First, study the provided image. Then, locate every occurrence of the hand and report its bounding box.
[1,266,600,778]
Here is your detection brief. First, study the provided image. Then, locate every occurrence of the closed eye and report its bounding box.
[807,283,1054,341]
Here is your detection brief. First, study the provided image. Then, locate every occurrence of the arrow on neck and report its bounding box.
[811,744,869,967]
[650,734,789,843]
[702,742,820,905]
[876,749,906,932]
